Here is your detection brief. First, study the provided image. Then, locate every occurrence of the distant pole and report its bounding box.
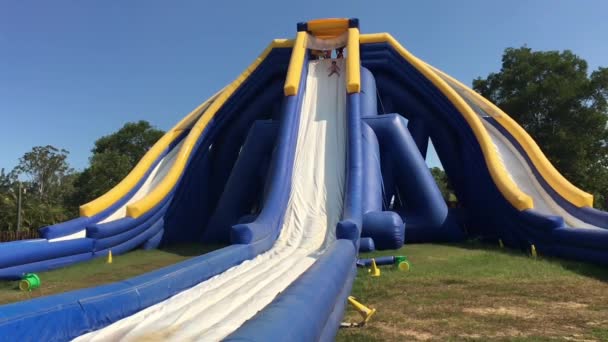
[17,182,22,231]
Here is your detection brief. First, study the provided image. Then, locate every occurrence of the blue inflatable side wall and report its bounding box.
[360,118,405,249]
[363,114,462,243]
[202,120,279,243]
[336,92,363,247]
[230,54,308,248]
[0,251,94,280]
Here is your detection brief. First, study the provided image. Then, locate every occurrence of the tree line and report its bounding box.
[0,121,163,232]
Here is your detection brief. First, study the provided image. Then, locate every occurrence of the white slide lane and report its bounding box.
[435,72,598,229]
[483,120,597,229]
[75,58,348,341]
[49,140,185,242]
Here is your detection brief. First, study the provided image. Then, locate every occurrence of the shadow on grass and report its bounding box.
[445,239,608,283]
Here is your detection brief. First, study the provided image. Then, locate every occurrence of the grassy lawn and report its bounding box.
[0,243,223,306]
[337,242,608,342]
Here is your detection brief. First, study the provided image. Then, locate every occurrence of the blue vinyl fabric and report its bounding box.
[357,256,396,267]
[229,55,308,247]
[142,228,164,250]
[358,237,375,252]
[202,120,279,244]
[363,114,462,243]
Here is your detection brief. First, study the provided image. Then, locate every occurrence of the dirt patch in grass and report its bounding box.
[0,243,223,306]
[336,243,608,341]
[462,306,537,319]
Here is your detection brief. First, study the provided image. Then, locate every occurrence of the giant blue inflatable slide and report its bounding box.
[1,18,607,341]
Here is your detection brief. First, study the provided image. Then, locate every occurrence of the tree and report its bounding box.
[71,121,164,205]
[13,145,73,199]
[92,121,165,165]
[430,167,456,204]
[473,47,608,210]
[0,147,77,231]
[0,168,18,231]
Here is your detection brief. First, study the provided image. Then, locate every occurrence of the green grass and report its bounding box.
[0,243,223,306]
[337,242,608,341]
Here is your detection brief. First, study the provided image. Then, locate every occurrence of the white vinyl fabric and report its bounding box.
[49,141,184,242]
[483,121,596,229]
[74,58,347,341]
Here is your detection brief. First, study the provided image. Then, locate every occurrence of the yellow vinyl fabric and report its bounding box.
[346,27,361,94]
[284,32,308,96]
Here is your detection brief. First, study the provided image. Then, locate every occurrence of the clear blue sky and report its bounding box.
[1,0,607,171]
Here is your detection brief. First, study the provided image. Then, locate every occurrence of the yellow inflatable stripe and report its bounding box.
[307,18,349,35]
[126,39,294,218]
[284,32,308,96]
[360,33,533,211]
[430,66,593,208]
[346,27,361,94]
[79,91,223,217]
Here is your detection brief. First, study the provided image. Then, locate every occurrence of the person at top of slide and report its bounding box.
[328,60,340,77]
[336,47,344,59]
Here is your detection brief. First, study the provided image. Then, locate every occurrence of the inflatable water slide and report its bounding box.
[1,18,607,341]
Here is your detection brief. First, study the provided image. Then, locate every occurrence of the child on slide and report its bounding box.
[328,61,340,77]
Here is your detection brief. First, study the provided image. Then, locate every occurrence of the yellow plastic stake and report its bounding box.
[368,258,381,277]
[531,244,537,259]
[107,250,113,264]
[499,239,504,248]
[348,296,376,325]
[284,31,308,96]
